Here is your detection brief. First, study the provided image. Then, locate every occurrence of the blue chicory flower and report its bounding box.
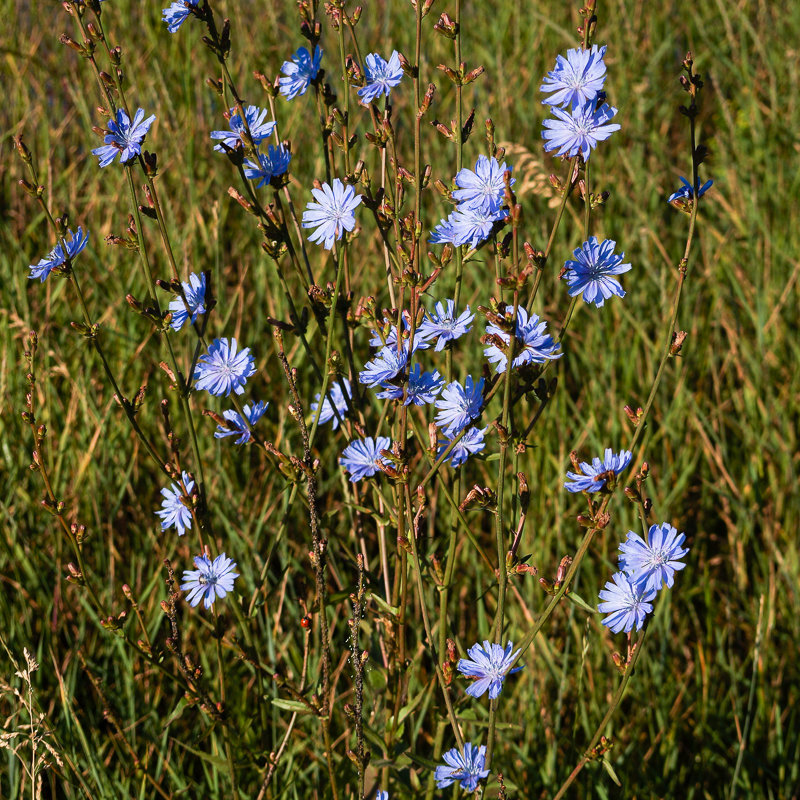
[457,640,523,699]
[368,317,432,351]
[340,436,392,482]
[376,363,443,405]
[359,345,408,388]
[210,105,276,151]
[437,426,487,468]
[243,144,292,187]
[214,401,269,445]
[28,227,89,282]
[484,305,562,374]
[540,45,608,109]
[181,553,239,610]
[564,448,632,493]
[435,376,484,437]
[358,50,404,105]
[563,236,632,308]
[619,522,689,593]
[429,212,459,245]
[311,379,352,430]
[598,571,656,633]
[418,300,474,351]
[452,154,513,214]
[448,205,506,248]
[92,108,156,167]
[162,0,199,33]
[193,338,256,397]
[168,272,206,331]
[301,178,362,250]
[156,471,194,536]
[279,46,323,100]
[435,743,490,792]
[542,101,620,161]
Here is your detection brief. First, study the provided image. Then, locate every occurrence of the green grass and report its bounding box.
[1,0,799,798]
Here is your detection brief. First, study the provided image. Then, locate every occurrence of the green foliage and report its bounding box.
[1,1,799,798]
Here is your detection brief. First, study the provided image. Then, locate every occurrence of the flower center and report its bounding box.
[586,260,603,279]
[217,361,235,379]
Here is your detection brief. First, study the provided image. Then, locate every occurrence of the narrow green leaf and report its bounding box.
[271,698,315,715]
[601,756,622,786]
[367,591,401,617]
[565,591,597,615]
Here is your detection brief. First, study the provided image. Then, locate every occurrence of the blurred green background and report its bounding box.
[1,0,798,797]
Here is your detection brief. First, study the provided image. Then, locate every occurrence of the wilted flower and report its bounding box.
[667,176,713,204]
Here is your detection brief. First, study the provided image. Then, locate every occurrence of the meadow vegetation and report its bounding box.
[1,0,799,798]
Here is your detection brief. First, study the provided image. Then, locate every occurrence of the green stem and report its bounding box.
[526,156,577,313]
[307,249,346,453]
[122,167,209,529]
[404,485,464,752]
[406,415,493,571]
[727,595,765,800]
[214,611,239,800]
[436,473,460,659]
[451,0,465,308]
[551,630,647,800]
[337,8,352,177]
[628,115,700,457]
[69,8,212,538]
[25,158,168,478]
[484,289,519,771]
[23,348,195,696]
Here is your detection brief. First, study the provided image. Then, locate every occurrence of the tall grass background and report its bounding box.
[1,0,798,797]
